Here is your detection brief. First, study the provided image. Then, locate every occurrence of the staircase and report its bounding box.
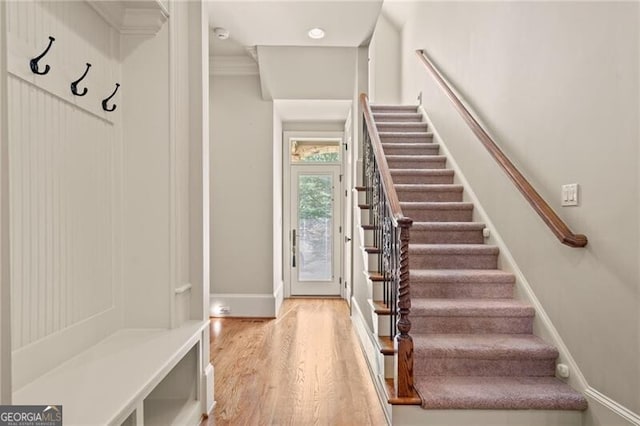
[360,103,588,423]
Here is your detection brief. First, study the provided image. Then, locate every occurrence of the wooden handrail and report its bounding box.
[415,49,587,248]
[360,93,409,227]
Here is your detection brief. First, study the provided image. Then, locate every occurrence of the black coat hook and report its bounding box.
[30,36,55,75]
[71,63,92,96]
[102,83,120,112]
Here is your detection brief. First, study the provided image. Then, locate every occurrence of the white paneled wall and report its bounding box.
[5,0,121,358]
[8,82,118,349]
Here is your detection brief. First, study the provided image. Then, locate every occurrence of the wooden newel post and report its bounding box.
[395,218,413,397]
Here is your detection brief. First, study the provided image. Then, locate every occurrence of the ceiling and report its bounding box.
[207,0,383,55]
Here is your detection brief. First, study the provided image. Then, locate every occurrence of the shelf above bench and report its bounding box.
[13,320,209,426]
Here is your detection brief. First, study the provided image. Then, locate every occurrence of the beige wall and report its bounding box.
[210,75,274,298]
[0,0,10,404]
[384,0,639,417]
[368,11,401,104]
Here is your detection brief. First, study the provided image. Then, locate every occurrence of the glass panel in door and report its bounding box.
[290,166,341,296]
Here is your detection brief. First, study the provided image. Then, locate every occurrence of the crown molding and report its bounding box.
[210,55,259,76]
[87,0,168,35]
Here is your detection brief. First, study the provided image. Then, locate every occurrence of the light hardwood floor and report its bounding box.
[202,298,387,426]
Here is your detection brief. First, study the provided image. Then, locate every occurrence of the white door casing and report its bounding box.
[283,131,344,297]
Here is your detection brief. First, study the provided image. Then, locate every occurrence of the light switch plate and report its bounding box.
[562,183,579,206]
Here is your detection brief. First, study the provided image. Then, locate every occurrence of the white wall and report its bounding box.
[121,28,171,329]
[282,121,344,132]
[186,0,211,324]
[368,11,401,104]
[385,1,639,419]
[209,74,275,316]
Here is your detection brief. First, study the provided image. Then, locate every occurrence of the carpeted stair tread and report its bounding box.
[373,112,423,122]
[383,145,441,158]
[411,298,534,317]
[395,184,463,193]
[382,144,440,156]
[386,154,446,161]
[390,169,455,184]
[382,142,436,149]
[414,376,588,410]
[402,202,474,222]
[379,131,434,141]
[400,201,473,210]
[410,244,499,255]
[371,105,418,112]
[391,169,453,176]
[412,222,484,230]
[377,122,429,132]
[410,269,515,284]
[410,269,515,299]
[412,334,558,359]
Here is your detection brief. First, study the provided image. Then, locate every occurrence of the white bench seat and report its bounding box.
[13,320,209,426]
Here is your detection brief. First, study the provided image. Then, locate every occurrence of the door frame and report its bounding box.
[283,131,345,298]
[289,165,342,296]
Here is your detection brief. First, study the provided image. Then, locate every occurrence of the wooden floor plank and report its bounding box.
[202,299,387,426]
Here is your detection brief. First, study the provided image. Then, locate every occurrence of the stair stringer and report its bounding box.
[416,105,589,396]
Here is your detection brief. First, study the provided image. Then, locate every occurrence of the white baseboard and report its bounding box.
[274,281,284,316]
[203,363,215,416]
[351,297,377,371]
[351,297,391,425]
[209,293,276,318]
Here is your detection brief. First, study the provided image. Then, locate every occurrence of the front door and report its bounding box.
[289,164,342,296]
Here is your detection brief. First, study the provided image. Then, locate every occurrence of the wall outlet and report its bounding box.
[561,183,579,206]
[214,305,231,315]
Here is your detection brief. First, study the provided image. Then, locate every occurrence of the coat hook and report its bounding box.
[71,63,92,96]
[30,36,55,75]
[102,83,120,112]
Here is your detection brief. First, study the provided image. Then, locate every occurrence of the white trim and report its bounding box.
[210,56,259,76]
[351,297,391,425]
[203,363,216,415]
[87,1,168,35]
[209,294,276,318]
[351,296,377,370]
[274,281,284,316]
[282,131,345,298]
[584,387,640,425]
[174,283,192,295]
[418,105,640,426]
[12,307,120,391]
[0,0,11,404]
[168,0,178,328]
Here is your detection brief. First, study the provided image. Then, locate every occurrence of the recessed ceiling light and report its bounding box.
[307,28,325,40]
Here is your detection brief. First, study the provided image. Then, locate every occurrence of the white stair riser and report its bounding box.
[372,281,384,301]
[371,311,392,337]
